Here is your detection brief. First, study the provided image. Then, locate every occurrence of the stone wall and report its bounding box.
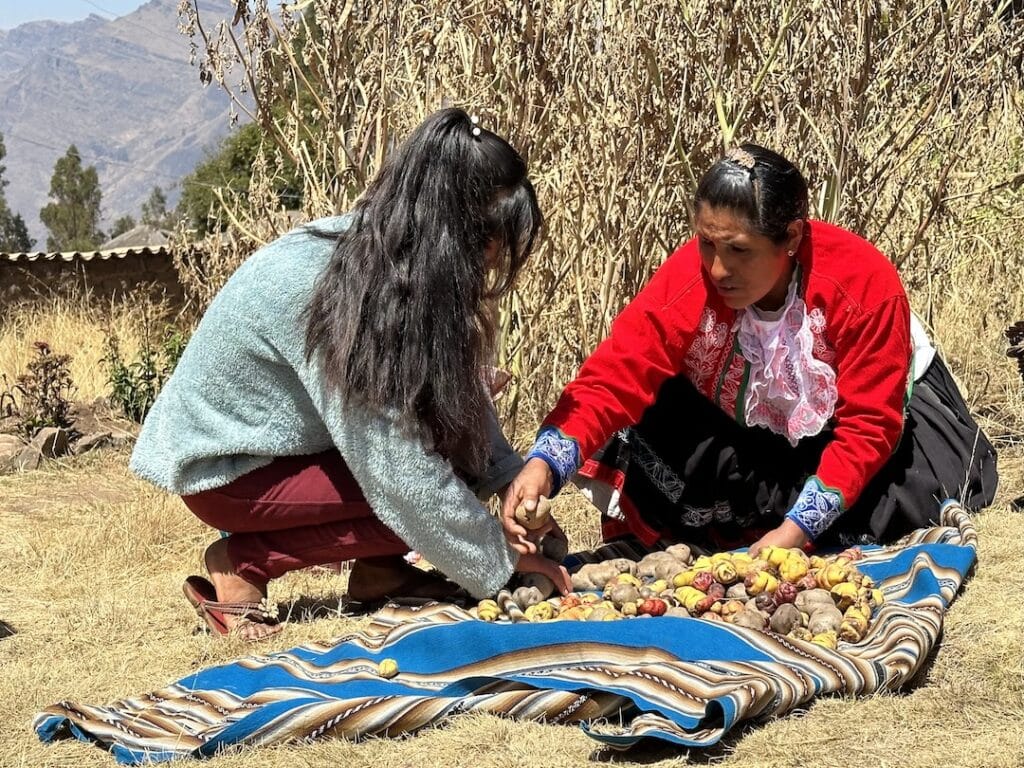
[0,250,185,309]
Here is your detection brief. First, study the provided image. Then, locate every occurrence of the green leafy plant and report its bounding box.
[11,341,76,438]
[104,326,187,423]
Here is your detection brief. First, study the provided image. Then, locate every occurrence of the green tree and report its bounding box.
[0,132,35,252]
[109,214,136,238]
[39,145,104,251]
[140,186,175,229]
[178,123,273,236]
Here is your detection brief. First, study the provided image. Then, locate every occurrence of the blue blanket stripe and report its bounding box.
[33,505,977,763]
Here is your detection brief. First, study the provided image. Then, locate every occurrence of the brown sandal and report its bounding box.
[183,576,280,640]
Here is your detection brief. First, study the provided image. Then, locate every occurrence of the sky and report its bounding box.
[0,0,146,30]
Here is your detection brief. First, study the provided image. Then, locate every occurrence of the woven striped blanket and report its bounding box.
[35,501,976,764]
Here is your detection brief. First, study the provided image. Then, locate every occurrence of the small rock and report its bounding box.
[74,431,113,455]
[11,446,41,471]
[31,427,71,459]
[0,433,24,465]
[7,427,72,471]
[109,435,136,450]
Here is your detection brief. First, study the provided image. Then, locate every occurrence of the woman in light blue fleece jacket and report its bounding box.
[131,109,570,640]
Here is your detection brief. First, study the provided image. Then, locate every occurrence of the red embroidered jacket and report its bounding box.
[543,220,912,511]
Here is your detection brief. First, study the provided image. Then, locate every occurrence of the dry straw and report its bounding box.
[176,0,1024,446]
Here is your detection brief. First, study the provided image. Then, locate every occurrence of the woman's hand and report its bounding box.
[500,458,554,555]
[515,551,572,595]
[748,518,809,557]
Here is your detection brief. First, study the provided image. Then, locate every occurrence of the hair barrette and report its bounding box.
[726,147,756,170]
[470,114,481,137]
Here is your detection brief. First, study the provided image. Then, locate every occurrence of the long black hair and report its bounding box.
[694,143,809,243]
[305,108,542,473]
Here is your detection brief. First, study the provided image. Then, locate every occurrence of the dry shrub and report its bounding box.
[177,0,1024,443]
[0,292,179,404]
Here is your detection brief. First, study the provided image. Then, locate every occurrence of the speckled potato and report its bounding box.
[513,585,544,609]
[514,495,552,530]
[770,603,803,634]
[519,572,556,599]
[807,605,843,635]
[794,588,834,613]
[477,600,501,622]
[732,609,767,630]
[524,602,556,622]
[664,543,693,564]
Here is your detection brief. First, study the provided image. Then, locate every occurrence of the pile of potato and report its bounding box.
[474,544,884,649]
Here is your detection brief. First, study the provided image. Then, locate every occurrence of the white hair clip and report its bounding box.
[470,114,481,137]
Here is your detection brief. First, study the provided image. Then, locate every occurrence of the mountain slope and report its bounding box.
[0,0,240,245]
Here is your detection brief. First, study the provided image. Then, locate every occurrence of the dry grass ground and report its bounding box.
[0,444,1022,768]
[0,294,175,404]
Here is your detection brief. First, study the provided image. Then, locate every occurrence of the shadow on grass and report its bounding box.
[276,593,473,625]
[588,720,767,765]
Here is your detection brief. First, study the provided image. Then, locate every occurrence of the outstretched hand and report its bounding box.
[515,551,572,595]
[500,458,555,555]
[748,518,810,557]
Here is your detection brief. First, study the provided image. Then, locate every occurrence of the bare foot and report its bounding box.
[204,538,282,641]
[347,556,466,603]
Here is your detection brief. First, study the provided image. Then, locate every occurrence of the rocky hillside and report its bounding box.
[0,0,238,246]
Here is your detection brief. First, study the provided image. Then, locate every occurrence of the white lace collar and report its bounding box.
[735,269,838,445]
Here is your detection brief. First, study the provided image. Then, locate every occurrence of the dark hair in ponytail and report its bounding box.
[694,143,808,243]
[304,108,542,473]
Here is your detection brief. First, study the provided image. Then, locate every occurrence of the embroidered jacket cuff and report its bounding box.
[525,426,581,496]
[785,476,846,540]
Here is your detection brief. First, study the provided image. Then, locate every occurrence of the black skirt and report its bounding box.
[575,355,998,548]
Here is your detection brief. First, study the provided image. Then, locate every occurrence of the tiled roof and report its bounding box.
[0,244,171,263]
[100,225,173,249]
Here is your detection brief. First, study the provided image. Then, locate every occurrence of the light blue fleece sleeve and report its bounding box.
[289,355,519,600]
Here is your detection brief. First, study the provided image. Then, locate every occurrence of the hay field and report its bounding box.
[0,443,1022,768]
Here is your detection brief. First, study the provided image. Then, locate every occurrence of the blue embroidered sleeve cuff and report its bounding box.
[525,426,581,496]
[785,476,845,540]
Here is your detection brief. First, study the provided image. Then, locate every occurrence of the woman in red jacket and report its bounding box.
[503,144,997,555]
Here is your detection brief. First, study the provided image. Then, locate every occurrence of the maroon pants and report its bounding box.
[181,451,409,587]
